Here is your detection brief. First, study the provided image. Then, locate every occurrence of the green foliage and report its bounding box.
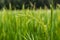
[0,9,60,40]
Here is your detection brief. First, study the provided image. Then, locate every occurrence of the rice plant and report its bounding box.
[0,8,60,40]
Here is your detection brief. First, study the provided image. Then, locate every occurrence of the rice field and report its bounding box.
[0,8,60,40]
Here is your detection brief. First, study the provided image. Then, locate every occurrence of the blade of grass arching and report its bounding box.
[20,33,28,40]
[26,33,32,40]
[31,34,34,40]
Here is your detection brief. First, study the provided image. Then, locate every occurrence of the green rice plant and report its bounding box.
[0,8,60,40]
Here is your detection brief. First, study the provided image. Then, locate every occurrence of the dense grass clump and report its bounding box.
[0,9,60,40]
